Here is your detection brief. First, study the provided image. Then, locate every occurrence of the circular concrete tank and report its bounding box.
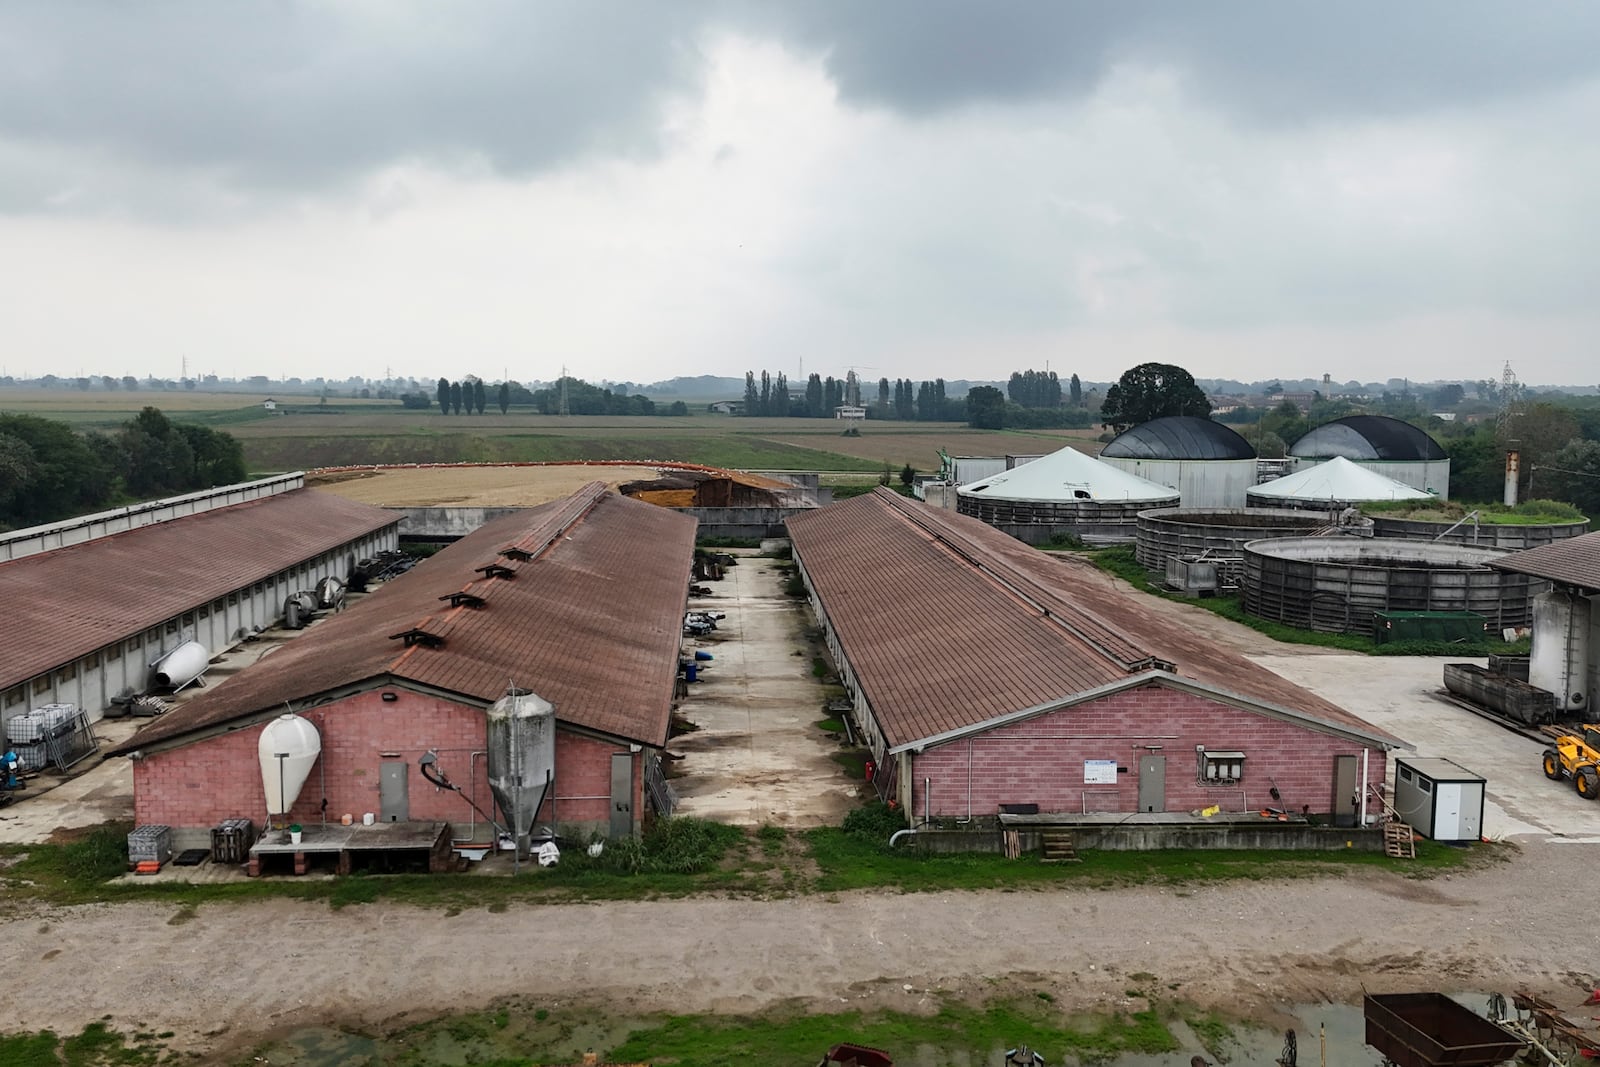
[1369,515,1590,549]
[958,494,1176,544]
[1241,537,1544,635]
[1135,507,1329,573]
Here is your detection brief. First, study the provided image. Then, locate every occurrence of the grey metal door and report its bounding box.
[609,752,634,838]
[380,762,409,822]
[1137,755,1165,812]
[1332,755,1358,827]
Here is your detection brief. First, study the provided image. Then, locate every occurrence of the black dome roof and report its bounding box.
[1289,415,1446,461]
[1101,416,1256,461]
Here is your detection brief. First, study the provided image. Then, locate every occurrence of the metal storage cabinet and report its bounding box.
[127,825,173,865]
[1393,758,1486,843]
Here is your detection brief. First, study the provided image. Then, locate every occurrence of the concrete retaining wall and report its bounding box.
[907,824,1387,853]
[395,504,815,542]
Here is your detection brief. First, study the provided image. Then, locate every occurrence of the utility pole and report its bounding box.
[559,364,570,416]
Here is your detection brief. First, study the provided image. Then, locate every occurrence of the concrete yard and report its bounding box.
[1252,652,1600,843]
[671,550,867,826]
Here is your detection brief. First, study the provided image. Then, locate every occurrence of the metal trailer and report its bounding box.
[1393,758,1486,843]
[1443,663,1556,726]
[1363,993,1524,1067]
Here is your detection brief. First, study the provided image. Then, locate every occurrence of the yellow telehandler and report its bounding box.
[1541,723,1600,800]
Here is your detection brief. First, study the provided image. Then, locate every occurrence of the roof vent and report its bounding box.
[388,628,445,648]
[475,563,516,580]
[439,591,486,608]
[499,547,533,561]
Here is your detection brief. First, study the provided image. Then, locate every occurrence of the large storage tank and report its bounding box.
[152,640,208,690]
[1134,507,1329,574]
[1530,590,1591,713]
[1242,537,1542,635]
[487,687,557,852]
[1370,514,1590,549]
[258,713,321,822]
[1247,456,1433,511]
[957,445,1179,545]
[1100,416,1258,508]
[1289,415,1451,498]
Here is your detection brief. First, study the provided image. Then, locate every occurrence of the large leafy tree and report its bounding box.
[966,386,1006,430]
[1098,362,1211,432]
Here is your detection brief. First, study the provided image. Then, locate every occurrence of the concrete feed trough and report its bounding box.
[1242,537,1543,635]
[1135,507,1330,574]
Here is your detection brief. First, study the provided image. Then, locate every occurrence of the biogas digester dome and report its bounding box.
[957,444,1179,544]
[1246,456,1433,511]
[1288,415,1450,498]
[1100,416,1258,508]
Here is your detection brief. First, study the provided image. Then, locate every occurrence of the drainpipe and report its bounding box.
[956,739,974,825]
[888,829,918,848]
[924,777,931,828]
[1359,748,1370,826]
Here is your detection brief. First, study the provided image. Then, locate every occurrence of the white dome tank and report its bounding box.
[487,688,556,853]
[258,713,322,817]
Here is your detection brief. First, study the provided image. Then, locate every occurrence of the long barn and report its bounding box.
[787,489,1401,828]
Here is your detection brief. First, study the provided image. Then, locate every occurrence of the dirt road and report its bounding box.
[3,842,1595,1056]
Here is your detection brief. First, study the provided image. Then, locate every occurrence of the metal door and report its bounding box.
[1137,755,1166,813]
[1459,784,1481,839]
[380,762,409,822]
[609,752,634,838]
[1332,755,1358,827]
[1434,783,1460,839]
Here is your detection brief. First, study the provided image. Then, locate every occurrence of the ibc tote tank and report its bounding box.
[487,688,557,854]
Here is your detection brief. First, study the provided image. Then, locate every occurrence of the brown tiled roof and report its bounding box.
[1490,530,1600,591]
[112,484,694,753]
[786,488,1398,750]
[0,489,398,689]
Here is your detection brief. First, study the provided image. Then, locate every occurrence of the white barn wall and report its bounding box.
[1101,457,1256,509]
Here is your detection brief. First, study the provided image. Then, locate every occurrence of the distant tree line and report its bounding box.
[0,407,247,531]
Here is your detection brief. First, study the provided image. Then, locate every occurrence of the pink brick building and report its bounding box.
[788,490,1401,832]
[112,483,695,853]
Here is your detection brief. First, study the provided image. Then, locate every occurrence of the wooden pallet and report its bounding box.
[1041,830,1080,864]
[1383,821,1416,859]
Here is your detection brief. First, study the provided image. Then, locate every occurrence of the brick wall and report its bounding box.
[906,684,1387,820]
[132,688,640,838]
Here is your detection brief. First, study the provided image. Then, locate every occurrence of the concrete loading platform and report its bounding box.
[247,820,451,876]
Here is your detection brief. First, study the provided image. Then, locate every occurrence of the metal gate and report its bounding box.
[1137,755,1166,813]
[644,753,676,817]
[380,761,409,822]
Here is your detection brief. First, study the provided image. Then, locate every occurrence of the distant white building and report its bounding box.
[835,405,867,421]
[262,398,277,411]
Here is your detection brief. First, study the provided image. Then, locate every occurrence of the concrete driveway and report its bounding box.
[671,551,866,827]
[1253,653,1600,843]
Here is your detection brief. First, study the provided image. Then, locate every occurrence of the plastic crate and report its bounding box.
[127,825,173,866]
[210,818,256,864]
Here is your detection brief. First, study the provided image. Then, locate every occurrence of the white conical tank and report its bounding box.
[486,688,556,852]
[258,713,322,817]
[153,641,209,689]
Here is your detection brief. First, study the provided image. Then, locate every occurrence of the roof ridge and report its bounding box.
[875,490,1165,674]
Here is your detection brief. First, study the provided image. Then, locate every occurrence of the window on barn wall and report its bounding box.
[165,620,178,634]
[85,652,100,668]
[212,599,224,612]
[182,612,195,626]
[198,606,209,619]
[4,688,25,707]
[1197,750,1245,783]
[127,634,142,651]
[227,593,238,606]
[57,664,76,683]
[33,677,51,694]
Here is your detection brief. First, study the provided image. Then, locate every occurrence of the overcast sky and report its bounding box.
[3,2,1599,387]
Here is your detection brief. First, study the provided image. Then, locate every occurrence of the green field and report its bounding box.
[1,388,1093,472]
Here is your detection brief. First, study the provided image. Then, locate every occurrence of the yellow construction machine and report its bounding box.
[1541,723,1600,799]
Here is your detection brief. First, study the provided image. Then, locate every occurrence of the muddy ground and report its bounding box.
[1,842,1595,1060]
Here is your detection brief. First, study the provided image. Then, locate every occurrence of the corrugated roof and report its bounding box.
[1247,456,1433,503]
[957,444,1180,504]
[787,488,1398,750]
[1490,530,1600,591]
[1289,415,1447,461]
[0,489,398,689]
[111,484,695,753]
[1101,416,1257,461]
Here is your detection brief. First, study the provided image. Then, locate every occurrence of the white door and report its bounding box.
[1459,785,1481,840]
[1434,783,1461,839]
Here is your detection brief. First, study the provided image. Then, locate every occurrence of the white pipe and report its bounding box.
[924,776,931,827]
[1359,748,1370,826]
[957,739,974,824]
[888,829,918,848]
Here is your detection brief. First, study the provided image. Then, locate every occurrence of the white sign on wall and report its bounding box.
[1083,759,1118,785]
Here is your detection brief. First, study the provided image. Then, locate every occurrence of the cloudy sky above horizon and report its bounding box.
[3,2,1599,387]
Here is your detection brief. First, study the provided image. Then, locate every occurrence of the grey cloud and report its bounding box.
[3,0,1598,209]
